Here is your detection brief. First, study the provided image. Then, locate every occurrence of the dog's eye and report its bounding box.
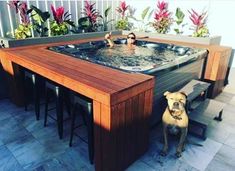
[180,99,184,102]
[170,98,174,100]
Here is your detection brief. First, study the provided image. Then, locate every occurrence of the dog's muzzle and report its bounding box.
[173,102,180,110]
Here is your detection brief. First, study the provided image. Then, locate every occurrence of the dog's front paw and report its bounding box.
[160,150,168,156]
[175,152,182,158]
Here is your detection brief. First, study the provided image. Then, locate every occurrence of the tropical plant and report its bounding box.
[30,5,50,37]
[152,0,173,34]
[99,6,113,31]
[115,1,130,30]
[174,7,186,35]
[188,9,209,37]
[50,5,75,36]
[76,17,93,32]
[116,0,129,19]
[8,0,32,39]
[130,6,153,32]
[78,0,100,32]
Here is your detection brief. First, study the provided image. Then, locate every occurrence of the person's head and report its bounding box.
[127,32,136,45]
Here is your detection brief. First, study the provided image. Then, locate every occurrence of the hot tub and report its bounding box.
[49,39,208,125]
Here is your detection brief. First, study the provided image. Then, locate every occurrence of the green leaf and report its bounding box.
[141,7,150,20]
[30,5,50,22]
[147,9,154,21]
[175,8,185,20]
[65,20,75,27]
[176,19,183,25]
[104,6,111,18]
[174,28,180,34]
[78,17,92,30]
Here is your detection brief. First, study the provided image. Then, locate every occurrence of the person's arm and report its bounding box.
[105,32,114,48]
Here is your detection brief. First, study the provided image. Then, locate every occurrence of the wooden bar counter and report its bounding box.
[0,37,155,171]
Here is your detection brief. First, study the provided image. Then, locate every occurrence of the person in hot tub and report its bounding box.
[126,32,136,47]
[104,32,137,48]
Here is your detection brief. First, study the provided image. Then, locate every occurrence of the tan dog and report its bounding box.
[161,91,188,158]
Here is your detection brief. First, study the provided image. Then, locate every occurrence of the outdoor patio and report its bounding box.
[0,0,235,170]
[0,69,234,171]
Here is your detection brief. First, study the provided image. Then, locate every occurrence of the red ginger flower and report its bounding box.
[8,0,20,13]
[154,0,171,21]
[8,1,30,25]
[83,0,99,24]
[188,9,207,27]
[19,2,30,24]
[51,5,64,24]
[157,0,167,11]
[116,1,129,19]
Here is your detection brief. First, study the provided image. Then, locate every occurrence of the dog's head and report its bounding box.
[164,91,187,113]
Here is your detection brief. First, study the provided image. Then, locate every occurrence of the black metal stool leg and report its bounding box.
[64,90,71,116]
[55,87,64,139]
[24,81,28,111]
[44,88,49,127]
[69,103,78,147]
[32,74,40,120]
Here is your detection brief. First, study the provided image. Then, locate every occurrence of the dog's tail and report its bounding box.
[186,139,203,146]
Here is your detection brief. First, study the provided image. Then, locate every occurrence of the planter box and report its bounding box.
[122,30,221,45]
[0,30,122,48]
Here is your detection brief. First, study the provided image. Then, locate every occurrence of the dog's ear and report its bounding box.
[164,91,171,97]
[180,92,187,98]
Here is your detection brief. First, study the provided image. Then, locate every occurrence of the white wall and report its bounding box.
[126,0,235,67]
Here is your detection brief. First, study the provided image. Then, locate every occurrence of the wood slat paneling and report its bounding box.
[93,100,102,171]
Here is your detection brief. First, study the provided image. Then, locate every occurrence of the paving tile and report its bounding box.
[126,160,155,171]
[206,120,232,143]
[0,100,21,121]
[30,123,70,156]
[0,140,3,147]
[205,145,235,171]
[214,92,235,103]
[217,104,235,126]
[55,145,94,171]
[0,117,31,144]
[224,133,235,149]
[6,134,52,170]
[140,139,199,171]
[29,158,68,171]
[179,137,222,170]
[0,145,23,171]
[71,136,92,165]
[228,96,235,106]
[13,109,45,133]
[149,123,163,143]
[205,156,235,171]
[0,109,12,121]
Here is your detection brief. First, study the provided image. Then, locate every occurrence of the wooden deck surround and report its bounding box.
[142,37,232,98]
[0,37,155,171]
[0,34,232,170]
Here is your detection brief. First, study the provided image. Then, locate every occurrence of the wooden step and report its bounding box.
[180,79,211,102]
[188,99,226,140]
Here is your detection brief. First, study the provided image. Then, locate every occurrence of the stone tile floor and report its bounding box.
[0,69,234,171]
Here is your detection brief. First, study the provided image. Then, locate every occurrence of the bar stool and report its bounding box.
[23,69,42,120]
[69,92,94,164]
[44,81,70,139]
